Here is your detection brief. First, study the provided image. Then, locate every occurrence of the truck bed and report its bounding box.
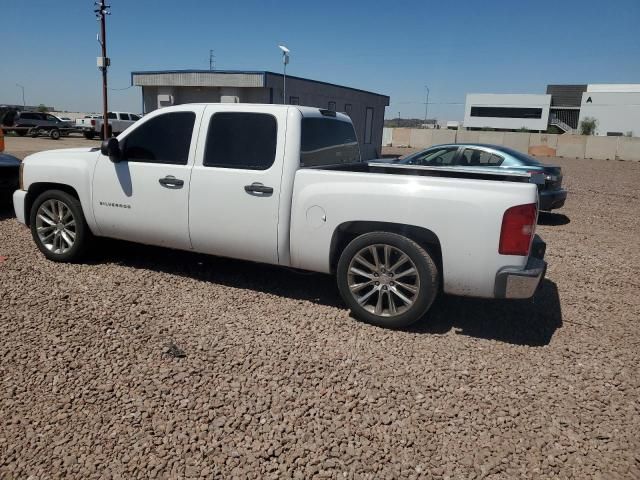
[312,161,544,184]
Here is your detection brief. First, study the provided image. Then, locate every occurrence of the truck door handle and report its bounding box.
[158,175,184,189]
[244,182,273,194]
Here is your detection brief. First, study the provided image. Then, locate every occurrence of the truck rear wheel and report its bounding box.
[29,190,92,262]
[337,232,439,328]
[83,131,96,140]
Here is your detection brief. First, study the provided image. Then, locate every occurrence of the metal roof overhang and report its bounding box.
[131,71,265,88]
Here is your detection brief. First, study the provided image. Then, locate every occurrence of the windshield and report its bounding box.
[300,117,360,167]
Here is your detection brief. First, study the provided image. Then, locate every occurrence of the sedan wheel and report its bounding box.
[35,199,76,254]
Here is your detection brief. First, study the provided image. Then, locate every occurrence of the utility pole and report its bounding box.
[424,86,430,124]
[16,84,25,109]
[95,1,111,139]
[209,50,215,71]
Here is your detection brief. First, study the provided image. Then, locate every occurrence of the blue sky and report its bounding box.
[1,0,639,120]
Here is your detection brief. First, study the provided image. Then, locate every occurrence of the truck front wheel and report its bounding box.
[337,232,439,328]
[29,190,92,262]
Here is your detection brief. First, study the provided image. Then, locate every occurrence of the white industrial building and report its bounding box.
[463,94,551,131]
[463,84,640,136]
[578,84,640,137]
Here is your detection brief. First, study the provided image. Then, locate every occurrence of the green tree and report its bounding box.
[37,104,49,113]
[579,117,597,136]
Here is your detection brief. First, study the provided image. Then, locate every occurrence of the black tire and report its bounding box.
[29,190,93,262]
[30,128,40,138]
[336,231,439,328]
[49,128,61,140]
[83,131,96,140]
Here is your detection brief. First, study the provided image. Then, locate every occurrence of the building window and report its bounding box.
[364,107,374,144]
[289,96,300,105]
[203,112,277,170]
[328,101,336,111]
[470,106,542,119]
[344,104,352,116]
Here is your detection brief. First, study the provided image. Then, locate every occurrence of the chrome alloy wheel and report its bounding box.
[347,244,420,317]
[35,199,76,254]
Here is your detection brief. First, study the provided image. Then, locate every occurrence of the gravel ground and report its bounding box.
[1,138,639,478]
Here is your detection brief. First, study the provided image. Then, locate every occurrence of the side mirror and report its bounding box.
[101,137,122,163]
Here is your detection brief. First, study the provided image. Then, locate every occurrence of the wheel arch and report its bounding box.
[25,183,81,226]
[329,221,443,276]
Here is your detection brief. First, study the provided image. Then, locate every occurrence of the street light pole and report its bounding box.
[424,86,430,124]
[16,84,25,109]
[95,1,111,139]
[278,45,290,104]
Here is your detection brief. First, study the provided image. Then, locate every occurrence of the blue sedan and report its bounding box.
[395,144,567,211]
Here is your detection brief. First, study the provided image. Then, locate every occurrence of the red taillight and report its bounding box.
[499,203,537,256]
[91,119,96,126]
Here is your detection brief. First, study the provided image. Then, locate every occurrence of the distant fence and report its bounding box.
[382,128,640,161]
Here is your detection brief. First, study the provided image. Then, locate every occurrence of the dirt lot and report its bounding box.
[1,135,100,159]
[1,137,639,479]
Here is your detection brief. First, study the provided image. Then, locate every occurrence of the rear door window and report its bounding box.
[301,117,360,167]
[203,112,277,170]
[120,113,131,121]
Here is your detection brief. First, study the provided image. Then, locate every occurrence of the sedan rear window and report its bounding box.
[499,147,542,166]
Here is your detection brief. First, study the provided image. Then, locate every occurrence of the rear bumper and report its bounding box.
[539,188,567,211]
[13,189,27,224]
[494,236,547,299]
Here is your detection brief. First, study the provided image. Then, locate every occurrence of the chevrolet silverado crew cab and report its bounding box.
[13,104,547,328]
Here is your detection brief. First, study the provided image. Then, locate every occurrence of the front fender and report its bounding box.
[22,149,100,233]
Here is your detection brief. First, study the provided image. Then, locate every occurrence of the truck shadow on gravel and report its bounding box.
[0,205,15,221]
[89,239,562,347]
[408,279,562,346]
[538,212,570,226]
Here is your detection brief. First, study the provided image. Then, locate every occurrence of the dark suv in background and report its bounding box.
[13,111,74,135]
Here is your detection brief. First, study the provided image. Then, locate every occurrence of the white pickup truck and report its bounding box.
[13,104,547,328]
[76,112,141,139]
